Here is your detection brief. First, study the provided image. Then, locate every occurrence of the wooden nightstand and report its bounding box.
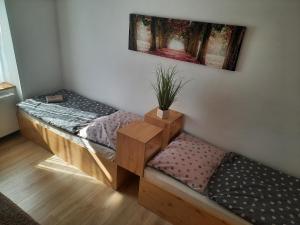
[144,108,184,148]
[116,121,163,176]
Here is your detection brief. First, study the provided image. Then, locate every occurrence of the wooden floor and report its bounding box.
[0,133,170,225]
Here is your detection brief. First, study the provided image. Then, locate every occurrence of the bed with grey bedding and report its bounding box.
[17,89,117,134]
[205,153,300,225]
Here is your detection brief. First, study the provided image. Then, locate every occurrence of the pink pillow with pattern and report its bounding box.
[148,132,225,193]
[78,110,142,149]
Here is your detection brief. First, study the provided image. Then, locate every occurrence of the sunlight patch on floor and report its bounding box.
[80,139,113,182]
[36,155,101,184]
[104,191,124,207]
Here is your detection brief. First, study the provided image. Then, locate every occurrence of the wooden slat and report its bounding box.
[139,178,246,225]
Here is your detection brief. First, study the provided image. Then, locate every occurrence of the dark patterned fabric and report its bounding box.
[18,99,99,134]
[18,89,117,134]
[205,153,300,225]
[33,89,117,116]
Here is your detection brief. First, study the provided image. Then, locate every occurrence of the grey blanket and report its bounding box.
[206,153,300,225]
[32,89,117,116]
[18,99,98,134]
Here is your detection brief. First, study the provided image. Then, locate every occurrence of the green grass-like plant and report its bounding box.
[152,65,187,111]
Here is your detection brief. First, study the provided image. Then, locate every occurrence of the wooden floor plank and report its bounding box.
[0,133,170,225]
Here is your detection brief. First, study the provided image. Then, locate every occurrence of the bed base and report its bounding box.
[17,110,131,190]
[138,177,247,225]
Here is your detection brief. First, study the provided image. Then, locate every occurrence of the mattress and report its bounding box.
[18,89,117,134]
[144,167,251,225]
[20,109,116,161]
[206,153,300,225]
[33,89,117,116]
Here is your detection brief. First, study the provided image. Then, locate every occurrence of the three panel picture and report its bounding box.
[129,14,246,71]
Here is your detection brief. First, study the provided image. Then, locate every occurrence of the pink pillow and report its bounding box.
[148,133,225,193]
[78,110,142,149]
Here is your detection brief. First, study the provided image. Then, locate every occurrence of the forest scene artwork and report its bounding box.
[129,14,246,71]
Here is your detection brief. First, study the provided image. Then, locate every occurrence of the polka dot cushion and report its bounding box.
[78,110,142,149]
[206,153,300,225]
[148,132,226,193]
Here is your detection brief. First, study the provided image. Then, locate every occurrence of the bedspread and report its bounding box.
[18,89,117,134]
[18,99,99,134]
[206,153,300,225]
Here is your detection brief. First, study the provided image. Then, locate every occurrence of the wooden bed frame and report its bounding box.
[17,110,131,190]
[18,107,247,224]
[138,177,248,225]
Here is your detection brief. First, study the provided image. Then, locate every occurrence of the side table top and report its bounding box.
[117,121,163,143]
[145,108,183,124]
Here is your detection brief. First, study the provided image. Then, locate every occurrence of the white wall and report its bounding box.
[56,0,300,177]
[5,0,62,98]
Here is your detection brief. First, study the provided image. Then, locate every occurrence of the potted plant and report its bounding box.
[152,65,187,119]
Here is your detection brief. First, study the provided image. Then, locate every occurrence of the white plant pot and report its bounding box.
[157,108,169,119]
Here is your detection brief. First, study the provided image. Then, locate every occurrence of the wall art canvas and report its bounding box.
[129,14,246,71]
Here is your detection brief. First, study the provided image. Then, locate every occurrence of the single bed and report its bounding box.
[139,167,251,225]
[139,133,300,225]
[18,89,117,134]
[17,110,131,189]
[138,132,250,225]
[17,90,132,189]
[206,153,300,225]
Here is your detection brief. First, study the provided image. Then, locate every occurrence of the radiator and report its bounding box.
[0,87,19,138]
